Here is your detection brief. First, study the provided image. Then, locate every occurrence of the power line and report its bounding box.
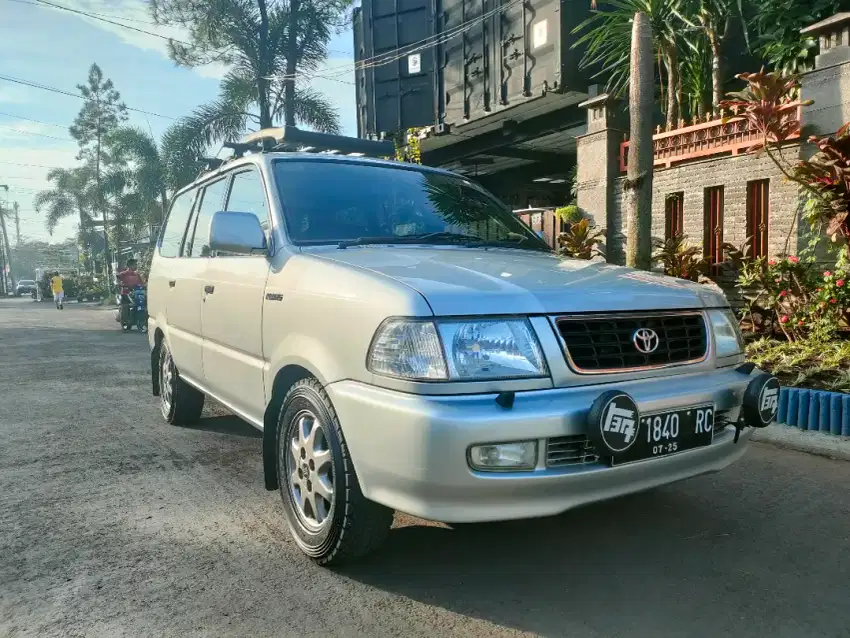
[0,124,74,143]
[6,0,158,24]
[0,160,65,170]
[0,74,176,120]
[0,110,67,129]
[25,0,191,45]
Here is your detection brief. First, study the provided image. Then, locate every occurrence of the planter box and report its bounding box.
[777,387,850,436]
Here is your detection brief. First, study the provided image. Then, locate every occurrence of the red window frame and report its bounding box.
[665,192,684,239]
[704,186,724,273]
[746,179,770,259]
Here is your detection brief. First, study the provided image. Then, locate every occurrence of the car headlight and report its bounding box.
[707,309,743,358]
[367,317,548,381]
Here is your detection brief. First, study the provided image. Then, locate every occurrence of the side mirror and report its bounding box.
[209,211,267,255]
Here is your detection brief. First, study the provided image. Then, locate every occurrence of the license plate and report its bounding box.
[610,404,714,465]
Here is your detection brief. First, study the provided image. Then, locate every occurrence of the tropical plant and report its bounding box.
[680,34,712,119]
[793,124,850,242]
[674,0,748,109]
[33,166,94,236]
[106,127,170,226]
[752,0,850,74]
[651,233,708,281]
[558,218,606,260]
[151,0,349,166]
[573,0,684,128]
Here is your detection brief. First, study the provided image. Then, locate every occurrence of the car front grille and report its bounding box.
[555,312,708,372]
[546,435,599,467]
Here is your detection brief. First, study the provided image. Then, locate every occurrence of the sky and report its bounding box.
[0,0,357,244]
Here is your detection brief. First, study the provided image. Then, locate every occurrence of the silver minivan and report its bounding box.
[148,129,778,565]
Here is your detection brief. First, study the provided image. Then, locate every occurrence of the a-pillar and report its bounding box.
[576,92,627,264]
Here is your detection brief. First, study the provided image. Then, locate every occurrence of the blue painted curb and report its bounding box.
[776,387,850,436]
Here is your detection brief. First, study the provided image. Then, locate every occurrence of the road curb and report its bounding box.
[752,424,850,461]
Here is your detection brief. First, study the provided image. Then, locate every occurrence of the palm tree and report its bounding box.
[106,127,169,226]
[150,0,349,166]
[625,11,654,269]
[33,166,95,237]
[574,0,685,129]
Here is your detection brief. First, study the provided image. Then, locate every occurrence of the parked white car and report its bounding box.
[148,129,779,565]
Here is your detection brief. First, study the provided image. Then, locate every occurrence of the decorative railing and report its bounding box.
[619,107,802,172]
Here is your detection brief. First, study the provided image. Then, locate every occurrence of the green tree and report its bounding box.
[675,0,747,109]
[574,0,684,129]
[150,0,349,171]
[106,127,169,227]
[69,63,128,279]
[753,0,850,74]
[33,166,95,236]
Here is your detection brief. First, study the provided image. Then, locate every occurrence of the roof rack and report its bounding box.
[241,126,395,159]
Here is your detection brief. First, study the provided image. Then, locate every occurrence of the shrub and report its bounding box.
[557,218,606,260]
[555,204,584,225]
[651,234,708,282]
[746,336,850,392]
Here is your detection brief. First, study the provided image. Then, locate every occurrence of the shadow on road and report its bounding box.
[184,415,262,439]
[339,471,850,637]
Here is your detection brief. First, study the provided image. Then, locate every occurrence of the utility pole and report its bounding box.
[0,185,15,292]
[14,201,20,245]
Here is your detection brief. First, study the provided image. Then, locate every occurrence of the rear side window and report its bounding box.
[159,190,196,257]
[187,177,229,258]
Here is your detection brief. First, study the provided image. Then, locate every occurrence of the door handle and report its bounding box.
[204,285,215,294]
[168,280,176,288]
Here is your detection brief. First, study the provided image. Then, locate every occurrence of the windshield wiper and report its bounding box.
[336,232,483,249]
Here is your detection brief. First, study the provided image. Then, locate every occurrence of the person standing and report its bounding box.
[50,271,64,310]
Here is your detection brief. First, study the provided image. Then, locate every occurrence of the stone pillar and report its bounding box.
[576,92,627,264]
[801,13,850,138]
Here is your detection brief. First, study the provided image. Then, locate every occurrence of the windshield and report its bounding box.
[272,160,550,251]
[18,280,35,285]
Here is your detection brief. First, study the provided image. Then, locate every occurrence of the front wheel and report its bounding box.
[158,341,204,425]
[277,378,392,566]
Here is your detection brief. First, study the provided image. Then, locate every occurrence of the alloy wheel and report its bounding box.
[285,409,335,532]
[160,348,173,418]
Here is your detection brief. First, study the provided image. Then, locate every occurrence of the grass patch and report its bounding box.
[746,338,850,393]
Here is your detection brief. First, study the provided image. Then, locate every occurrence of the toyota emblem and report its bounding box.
[633,328,660,354]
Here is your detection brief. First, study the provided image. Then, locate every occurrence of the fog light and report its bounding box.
[469,441,537,471]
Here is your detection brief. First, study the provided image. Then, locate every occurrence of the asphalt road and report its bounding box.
[1,297,849,638]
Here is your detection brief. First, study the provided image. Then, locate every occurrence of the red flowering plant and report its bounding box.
[733,254,836,341]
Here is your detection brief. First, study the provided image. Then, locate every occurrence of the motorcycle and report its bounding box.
[113,285,148,332]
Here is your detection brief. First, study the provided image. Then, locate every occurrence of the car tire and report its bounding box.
[158,340,204,425]
[277,378,393,566]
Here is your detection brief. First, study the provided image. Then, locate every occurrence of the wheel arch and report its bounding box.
[151,328,165,396]
[262,364,315,491]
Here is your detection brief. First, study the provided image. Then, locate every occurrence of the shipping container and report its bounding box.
[353,0,440,139]
[354,0,592,137]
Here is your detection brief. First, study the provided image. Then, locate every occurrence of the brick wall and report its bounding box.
[608,146,803,264]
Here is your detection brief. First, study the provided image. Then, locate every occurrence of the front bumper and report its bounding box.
[327,366,760,523]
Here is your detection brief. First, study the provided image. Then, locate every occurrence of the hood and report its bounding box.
[308,246,728,316]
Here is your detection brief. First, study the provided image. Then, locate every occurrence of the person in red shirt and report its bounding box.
[117,259,146,326]
[117,258,146,290]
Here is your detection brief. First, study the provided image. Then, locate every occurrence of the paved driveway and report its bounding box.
[1,297,849,637]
